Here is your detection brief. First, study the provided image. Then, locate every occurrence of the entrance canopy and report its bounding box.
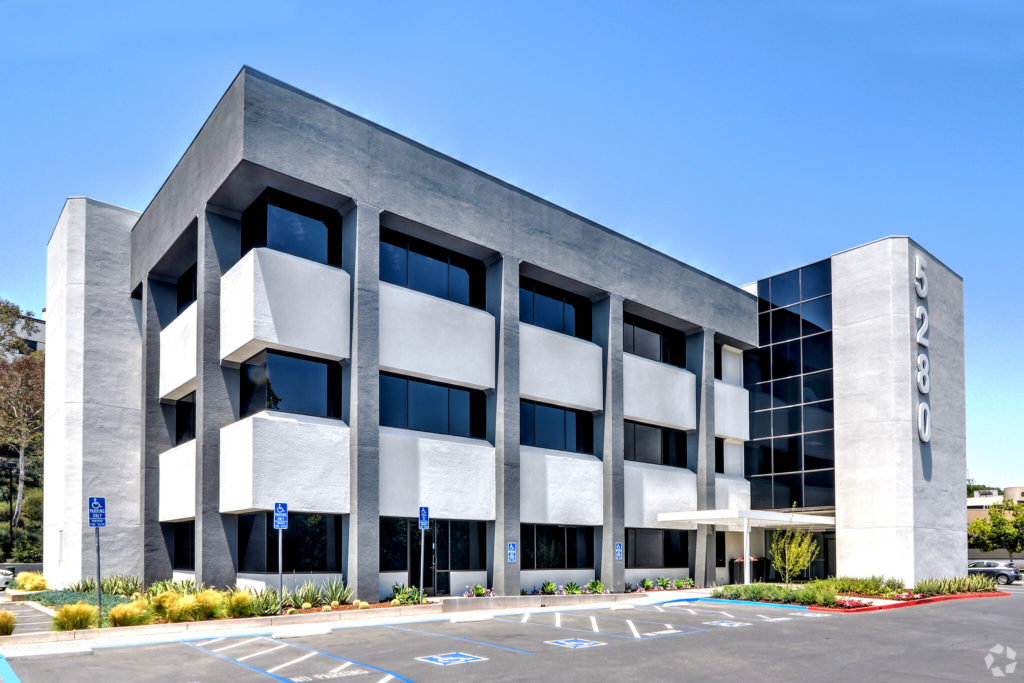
[656,509,836,585]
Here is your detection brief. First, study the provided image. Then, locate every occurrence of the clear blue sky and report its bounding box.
[1,2,1021,486]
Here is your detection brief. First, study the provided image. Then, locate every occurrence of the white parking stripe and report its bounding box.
[330,662,353,673]
[590,616,599,632]
[720,612,734,618]
[213,637,263,652]
[654,606,665,612]
[266,651,317,673]
[555,612,561,627]
[626,620,640,639]
[521,613,530,623]
[378,676,393,683]
[199,638,226,647]
[238,644,288,661]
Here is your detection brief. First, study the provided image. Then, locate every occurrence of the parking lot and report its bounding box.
[7,586,1023,682]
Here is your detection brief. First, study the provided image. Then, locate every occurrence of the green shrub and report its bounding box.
[53,602,98,630]
[108,600,152,627]
[563,582,582,595]
[810,576,905,595]
[67,578,96,593]
[391,585,425,605]
[0,610,15,636]
[13,571,47,591]
[913,575,997,596]
[101,575,143,598]
[226,590,255,618]
[166,595,200,623]
[656,577,672,589]
[294,581,324,608]
[674,578,694,590]
[792,585,837,607]
[150,590,181,620]
[31,590,129,612]
[586,580,605,595]
[540,581,556,595]
[193,589,225,620]
[472,584,486,597]
[322,578,352,605]
[640,578,654,591]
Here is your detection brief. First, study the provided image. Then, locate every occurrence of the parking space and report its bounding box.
[6,591,1023,682]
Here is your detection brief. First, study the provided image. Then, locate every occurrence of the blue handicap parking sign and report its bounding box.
[418,506,429,530]
[88,497,106,528]
[546,638,605,649]
[507,541,517,563]
[614,541,623,561]
[273,502,288,529]
[416,652,488,666]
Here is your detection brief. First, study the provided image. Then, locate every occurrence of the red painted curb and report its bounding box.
[808,591,1012,613]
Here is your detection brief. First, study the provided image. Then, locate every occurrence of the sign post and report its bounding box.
[88,497,106,623]
[273,503,288,612]
[418,507,429,592]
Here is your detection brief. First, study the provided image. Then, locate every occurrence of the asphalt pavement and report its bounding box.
[6,586,1023,682]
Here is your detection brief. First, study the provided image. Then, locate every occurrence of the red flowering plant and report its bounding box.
[834,597,871,609]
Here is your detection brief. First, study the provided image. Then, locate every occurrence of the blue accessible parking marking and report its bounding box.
[417,652,488,666]
[547,638,606,649]
[703,621,751,628]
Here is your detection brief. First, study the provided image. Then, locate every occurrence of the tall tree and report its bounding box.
[0,299,38,357]
[968,500,1024,562]
[0,353,45,529]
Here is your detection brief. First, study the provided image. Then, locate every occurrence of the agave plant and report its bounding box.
[322,578,353,605]
[540,581,557,595]
[293,581,325,608]
[563,582,582,595]
[251,587,282,616]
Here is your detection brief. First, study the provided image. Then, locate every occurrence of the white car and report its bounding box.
[0,569,13,590]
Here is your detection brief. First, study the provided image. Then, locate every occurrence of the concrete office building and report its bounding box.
[42,68,966,599]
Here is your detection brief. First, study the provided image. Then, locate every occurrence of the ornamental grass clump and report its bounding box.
[914,575,997,596]
[108,600,152,627]
[226,590,255,618]
[150,590,181,620]
[193,589,225,620]
[0,611,15,636]
[53,602,98,631]
[165,595,200,623]
[14,571,47,592]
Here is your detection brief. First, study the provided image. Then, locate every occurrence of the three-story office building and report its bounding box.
[43,68,966,599]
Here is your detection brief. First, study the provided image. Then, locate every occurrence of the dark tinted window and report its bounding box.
[745,440,772,475]
[769,270,800,308]
[715,437,725,474]
[240,351,341,419]
[174,392,196,445]
[623,314,686,368]
[772,340,802,379]
[520,277,592,340]
[803,431,835,470]
[804,469,835,507]
[176,263,197,315]
[625,528,688,569]
[380,228,485,308]
[772,377,801,407]
[803,371,832,403]
[771,305,802,344]
[170,521,195,571]
[380,517,408,571]
[238,512,343,572]
[521,400,593,454]
[623,421,687,468]
[772,436,802,473]
[804,400,834,433]
[379,373,486,438]
[241,189,341,266]
[800,260,831,301]
[773,406,802,437]
[774,474,803,508]
[802,333,832,374]
[521,524,594,570]
[715,531,727,567]
[801,296,832,335]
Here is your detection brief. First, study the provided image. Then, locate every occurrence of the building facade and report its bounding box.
[43,68,966,598]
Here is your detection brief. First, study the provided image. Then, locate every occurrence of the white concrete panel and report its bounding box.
[159,302,197,400]
[519,323,603,411]
[172,571,196,583]
[521,569,596,593]
[450,571,489,594]
[379,282,495,390]
[379,571,409,600]
[220,247,351,364]
[624,568,690,584]
[219,411,350,514]
[714,474,751,511]
[159,440,196,522]
[622,353,696,431]
[520,446,603,526]
[720,345,743,386]
[723,440,744,477]
[714,380,749,441]
[237,572,346,593]
[623,461,697,528]
[378,427,495,520]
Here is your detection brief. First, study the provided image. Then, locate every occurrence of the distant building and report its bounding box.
[967,487,1024,561]
[3,315,44,360]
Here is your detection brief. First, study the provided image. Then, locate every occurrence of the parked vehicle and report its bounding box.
[967,560,1020,585]
[0,569,12,591]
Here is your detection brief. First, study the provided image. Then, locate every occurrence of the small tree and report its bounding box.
[769,525,819,586]
[969,500,1024,562]
[0,353,44,529]
[0,300,38,357]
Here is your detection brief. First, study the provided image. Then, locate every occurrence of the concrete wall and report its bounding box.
[833,237,966,586]
[378,426,495,520]
[220,247,351,364]
[623,461,697,528]
[622,353,696,431]
[158,440,196,522]
[714,474,751,510]
[158,302,196,400]
[519,323,603,411]
[219,411,350,514]
[713,380,749,441]
[521,569,596,592]
[520,446,603,526]
[378,282,495,390]
[43,198,142,588]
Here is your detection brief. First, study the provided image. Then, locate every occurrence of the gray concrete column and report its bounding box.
[688,329,717,586]
[486,255,520,596]
[594,294,625,592]
[194,212,240,588]
[342,202,381,602]
[141,278,175,584]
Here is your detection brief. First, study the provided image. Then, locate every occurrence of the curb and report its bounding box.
[807,591,1013,613]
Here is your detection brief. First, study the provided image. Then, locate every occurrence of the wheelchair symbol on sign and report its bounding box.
[91,499,103,510]
[275,503,286,514]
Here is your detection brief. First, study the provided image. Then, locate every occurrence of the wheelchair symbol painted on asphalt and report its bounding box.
[416,652,488,666]
[703,620,751,628]
[547,638,605,649]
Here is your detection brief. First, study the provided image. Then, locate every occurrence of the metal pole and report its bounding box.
[96,526,102,625]
[278,528,283,613]
[743,517,751,586]
[7,466,12,560]
[419,528,425,593]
